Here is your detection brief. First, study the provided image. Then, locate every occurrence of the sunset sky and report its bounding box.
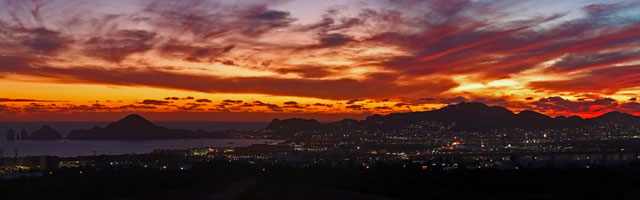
[1,0,639,121]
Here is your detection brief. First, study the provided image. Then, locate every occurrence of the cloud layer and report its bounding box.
[0,0,639,120]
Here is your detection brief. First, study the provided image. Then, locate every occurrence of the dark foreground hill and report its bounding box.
[266,102,640,133]
[66,114,228,140]
[2,160,640,200]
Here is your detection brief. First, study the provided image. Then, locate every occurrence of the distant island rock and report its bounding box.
[6,128,15,141]
[66,114,229,140]
[30,125,63,140]
[19,129,29,140]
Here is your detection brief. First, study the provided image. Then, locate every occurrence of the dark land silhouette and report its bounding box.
[5,128,15,141]
[5,128,50,140]
[2,102,640,199]
[266,102,640,135]
[29,125,63,140]
[1,159,640,200]
[66,114,228,140]
[6,102,640,140]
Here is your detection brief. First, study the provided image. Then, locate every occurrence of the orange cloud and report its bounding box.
[0,0,639,120]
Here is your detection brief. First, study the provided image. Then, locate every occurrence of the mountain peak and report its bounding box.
[112,114,154,126]
[517,110,551,118]
[596,111,635,119]
[446,102,487,109]
[101,114,159,132]
[41,125,55,130]
[593,111,639,125]
[121,114,148,122]
[568,115,583,120]
[600,111,625,116]
[30,125,63,140]
[266,118,323,134]
[68,114,200,140]
[441,102,514,116]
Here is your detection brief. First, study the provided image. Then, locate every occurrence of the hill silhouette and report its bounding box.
[15,103,639,140]
[266,118,325,136]
[30,125,63,140]
[266,102,640,133]
[592,111,640,125]
[66,114,228,140]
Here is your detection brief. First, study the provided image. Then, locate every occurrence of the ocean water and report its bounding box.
[0,121,272,157]
[0,121,270,137]
[0,139,278,157]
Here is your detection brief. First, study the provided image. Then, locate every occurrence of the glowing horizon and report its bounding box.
[1,0,639,121]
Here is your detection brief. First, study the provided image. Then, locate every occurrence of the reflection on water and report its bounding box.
[0,139,277,157]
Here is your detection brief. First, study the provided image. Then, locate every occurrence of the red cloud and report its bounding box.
[0,98,64,102]
[1,0,640,120]
[0,57,458,100]
[529,65,640,94]
[139,99,170,105]
[196,99,213,103]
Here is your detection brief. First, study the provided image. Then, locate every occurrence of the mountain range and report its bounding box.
[5,102,639,140]
[266,102,640,134]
